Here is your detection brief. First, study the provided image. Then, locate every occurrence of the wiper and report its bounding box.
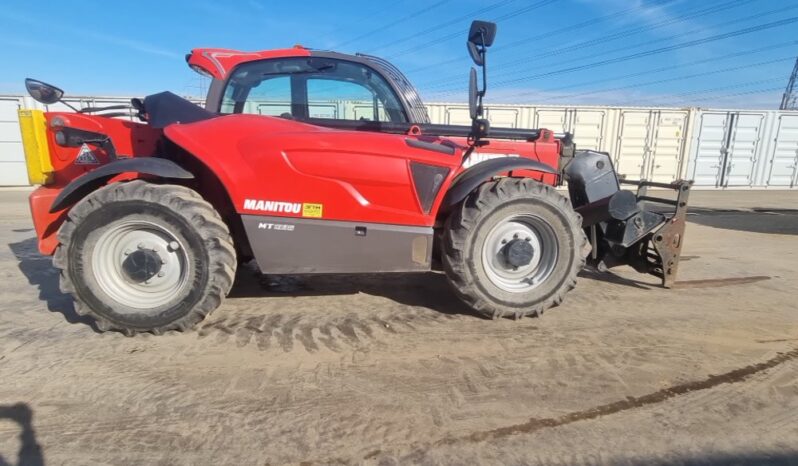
[257,64,335,78]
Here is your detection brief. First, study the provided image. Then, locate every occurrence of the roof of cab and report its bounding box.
[186,46,313,80]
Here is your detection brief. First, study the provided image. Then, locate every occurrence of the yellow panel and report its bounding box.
[18,109,53,185]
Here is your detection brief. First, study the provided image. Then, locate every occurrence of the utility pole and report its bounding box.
[780,57,798,110]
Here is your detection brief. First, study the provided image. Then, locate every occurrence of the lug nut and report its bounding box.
[137,243,145,249]
[157,271,165,278]
[513,234,519,239]
[525,237,531,242]
[124,249,132,255]
[168,241,180,251]
[501,239,507,244]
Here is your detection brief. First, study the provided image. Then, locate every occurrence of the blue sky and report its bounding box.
[1,0,796,108]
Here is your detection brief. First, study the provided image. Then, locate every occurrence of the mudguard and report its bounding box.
[440,157,557,210]
[50,157,194,213]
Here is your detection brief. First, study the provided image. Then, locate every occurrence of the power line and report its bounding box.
[404,0,677,75]
[534,56,795,103]
[694,87,785,105]
[624,77,784,106]
[362,0,517,54]
[422,0,780,91]
[385,0,558,59]
[640,84,786,107]
[494,0,760,75]
[312,0,410,46]
[329,0,453,50]
[512,40,798,101]
[426,15,798,97]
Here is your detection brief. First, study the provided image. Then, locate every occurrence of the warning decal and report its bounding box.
[74,143,100,165]
[302,203,323,218]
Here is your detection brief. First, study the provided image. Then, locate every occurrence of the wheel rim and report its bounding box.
[91,220,190,310]
[481,214,559,293]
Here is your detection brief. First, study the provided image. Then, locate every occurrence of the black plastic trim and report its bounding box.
[405,138,456,155]
[302,118,542,141]
[410,162,450,213]
[143,91,216,128]
[440,157,557,210]
[50,158,194,213]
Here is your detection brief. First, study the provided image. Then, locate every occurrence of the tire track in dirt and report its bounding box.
[196,271,477,352]
[441,347,798,444]
[197,310,460,352]
[300,347,798,464]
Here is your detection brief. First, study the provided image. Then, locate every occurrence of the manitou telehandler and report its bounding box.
[18,21,690,335]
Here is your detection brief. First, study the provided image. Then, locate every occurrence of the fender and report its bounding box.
[50,157,194,213]
[440,157,558,211]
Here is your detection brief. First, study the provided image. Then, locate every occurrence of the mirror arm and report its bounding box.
[476,30,488,116]
[60,101,81,113]
[461,144,476,165]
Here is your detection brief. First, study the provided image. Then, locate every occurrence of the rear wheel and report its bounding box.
[53,180,237,335]
[442,178,589,319]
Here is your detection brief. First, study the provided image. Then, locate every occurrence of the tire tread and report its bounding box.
[442,178,589,320]
[53,180,237,335]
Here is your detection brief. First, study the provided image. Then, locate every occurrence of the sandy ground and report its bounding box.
[0,190,796,465]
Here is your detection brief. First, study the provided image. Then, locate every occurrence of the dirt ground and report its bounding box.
[0,189,796,466]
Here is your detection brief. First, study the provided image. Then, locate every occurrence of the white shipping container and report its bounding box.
[764,113,798,187]
[688,110,774,188]
[0,96,27,186]
[428,103,693,184]
[1,94,796,188]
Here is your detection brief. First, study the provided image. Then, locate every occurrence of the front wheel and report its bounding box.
[442,178,589,319]
[53,180,237,335]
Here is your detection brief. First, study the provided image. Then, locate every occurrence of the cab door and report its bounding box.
[216,56,460,273]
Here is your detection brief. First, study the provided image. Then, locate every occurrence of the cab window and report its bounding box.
[220,57,407,123]
[221,76,291,116]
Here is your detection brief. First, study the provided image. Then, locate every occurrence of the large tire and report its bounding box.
[442,178,589,319]
[53,180,237,335]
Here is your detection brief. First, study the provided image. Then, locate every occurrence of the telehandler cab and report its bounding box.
[18,20,691,335]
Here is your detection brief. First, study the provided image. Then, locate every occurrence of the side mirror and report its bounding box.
[468,67,479,120]
[25,78,64,105]
[467,20,497,66]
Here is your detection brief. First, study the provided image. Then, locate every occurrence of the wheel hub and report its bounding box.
[481,214,559,293]
[91,221,190,310]
[121,248,163,283]
[502,238,534,268]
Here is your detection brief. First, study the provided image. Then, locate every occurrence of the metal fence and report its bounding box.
[1,94,796,188]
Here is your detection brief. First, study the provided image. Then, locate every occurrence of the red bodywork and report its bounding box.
[30,113,161,254]
[187,46,311,80]
[29,47,562,256]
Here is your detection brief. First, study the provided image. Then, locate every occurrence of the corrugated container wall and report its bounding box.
[1,94,796,188]
[427,103,696,184]
[687,110,798,188]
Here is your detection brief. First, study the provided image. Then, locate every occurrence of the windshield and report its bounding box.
[220,57,408,122]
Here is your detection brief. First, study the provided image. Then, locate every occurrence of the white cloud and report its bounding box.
[0,9,179,59]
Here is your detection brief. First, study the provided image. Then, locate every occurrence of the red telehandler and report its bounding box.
[18,21,691,335]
